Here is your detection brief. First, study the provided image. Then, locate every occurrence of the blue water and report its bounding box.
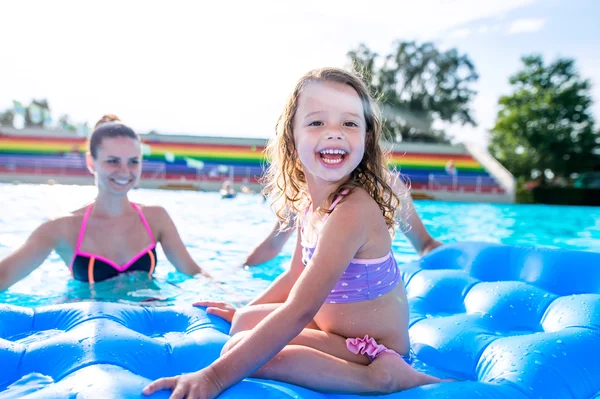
[0,183,599,307]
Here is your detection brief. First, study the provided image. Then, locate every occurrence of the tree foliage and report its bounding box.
[489,55,600,181]
[347,41,479,143]
[24,99,50,127]
[0,109,14,126]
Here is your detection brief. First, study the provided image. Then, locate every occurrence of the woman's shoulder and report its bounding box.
[135,204,169,217]
[134,204,172,227]
[37,209,86,239]
[133,205,173,242]
[68,204,89,216]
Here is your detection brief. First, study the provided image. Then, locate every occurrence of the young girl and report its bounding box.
[143,68,443,398]
[0,115,211,290]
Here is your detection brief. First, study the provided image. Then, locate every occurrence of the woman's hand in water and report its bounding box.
[420,239,443,256]
[193,301,237,323]
[143,367,223,399]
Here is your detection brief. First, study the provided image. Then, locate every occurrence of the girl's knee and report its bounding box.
[230,304,277,335]
[229,308,249,335]
[221,331,248,356]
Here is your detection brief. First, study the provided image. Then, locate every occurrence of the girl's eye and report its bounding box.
[344,121,359,127]
[309,121,323,127]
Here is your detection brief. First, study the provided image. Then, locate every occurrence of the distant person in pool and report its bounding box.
[144,68,444,397]
[219,180,236,199]
[0,115,211,291]
[243,174,441,266]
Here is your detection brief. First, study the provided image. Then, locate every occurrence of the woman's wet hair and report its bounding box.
[88,114,140,158]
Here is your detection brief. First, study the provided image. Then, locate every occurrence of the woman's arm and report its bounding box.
[247,226,305,306]
[0,220,60,291]
[243,221,294,266]
[150,206,210,277]
[196,228,303,321]
[389,172,442,255]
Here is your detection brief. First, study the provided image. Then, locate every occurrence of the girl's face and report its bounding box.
[293,81,366,185]
[87,136,142,196]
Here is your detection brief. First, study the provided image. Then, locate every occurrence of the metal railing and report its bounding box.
[0,155,504,192]
[424,174,501,193]
[465,143,516,194]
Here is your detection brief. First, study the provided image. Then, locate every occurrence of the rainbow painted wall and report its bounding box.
[0,128,501,193]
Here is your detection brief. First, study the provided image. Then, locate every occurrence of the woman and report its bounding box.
[0,115,210,291]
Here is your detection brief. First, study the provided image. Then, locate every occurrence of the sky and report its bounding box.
[0,0,598,148]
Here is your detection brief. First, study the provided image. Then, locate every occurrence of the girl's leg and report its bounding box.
[255,345,441,394]
[222,329,442,394]
[231,303,318,334]
[223,327,370,364]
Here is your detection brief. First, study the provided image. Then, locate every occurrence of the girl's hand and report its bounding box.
[142,367,223,399]
[193,301,237,323]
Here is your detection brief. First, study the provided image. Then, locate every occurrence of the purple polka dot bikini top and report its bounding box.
[300,191,401,304]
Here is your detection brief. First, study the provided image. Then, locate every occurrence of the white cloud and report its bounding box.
[507,18,548,34]
[491,24,504,32]
[449,28,473,39]
[0,0,539,139]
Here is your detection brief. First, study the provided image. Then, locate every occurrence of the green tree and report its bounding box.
[25,99,50,127]
[348,41,479,143]
[489,55,600,181]
[0,109,14,126]
[58,114,76,132]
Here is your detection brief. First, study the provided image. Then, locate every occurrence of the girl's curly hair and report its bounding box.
[262,67,400,231]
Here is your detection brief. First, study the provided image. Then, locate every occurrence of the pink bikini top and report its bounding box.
[69,203,157,283]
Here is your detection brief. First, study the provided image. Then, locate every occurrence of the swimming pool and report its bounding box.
[1,183,599,307]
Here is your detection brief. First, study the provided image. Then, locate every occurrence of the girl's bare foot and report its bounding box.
[368,352,443,393]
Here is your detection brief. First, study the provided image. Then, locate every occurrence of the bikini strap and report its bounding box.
[131,203,156,245]
[75,205,93,252]
[323,188,350,221]
[303,188,350,238]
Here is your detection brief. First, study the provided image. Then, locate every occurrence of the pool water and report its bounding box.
[1,183,599,307]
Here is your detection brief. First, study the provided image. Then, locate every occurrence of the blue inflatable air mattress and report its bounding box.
[1,242,599,398]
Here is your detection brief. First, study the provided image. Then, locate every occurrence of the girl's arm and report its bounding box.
[0,219,61,291]
[247,226,305,305]
[150,206,211,277]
